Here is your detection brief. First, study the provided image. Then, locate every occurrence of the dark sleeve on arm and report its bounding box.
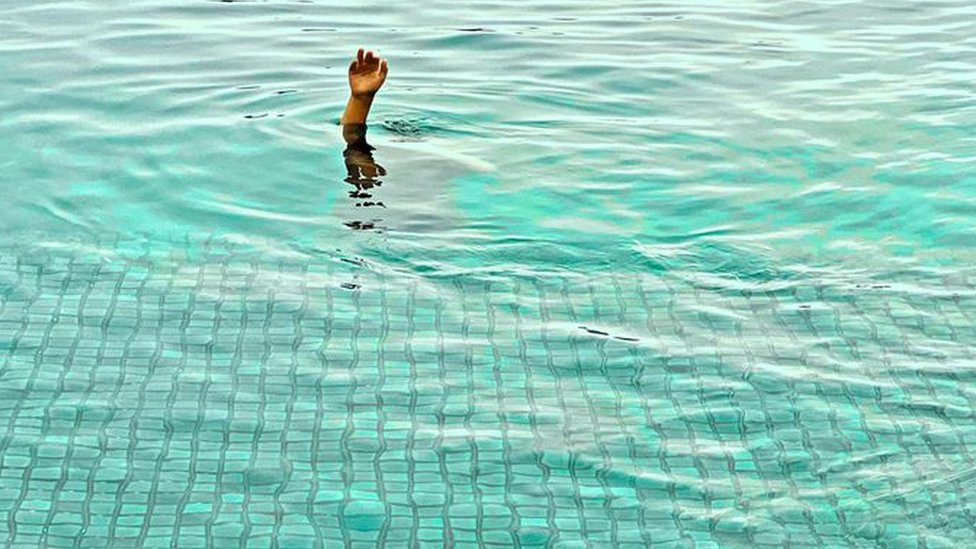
[342,123,375,153]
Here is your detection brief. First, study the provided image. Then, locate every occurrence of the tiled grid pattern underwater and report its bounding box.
[1,239,975,548]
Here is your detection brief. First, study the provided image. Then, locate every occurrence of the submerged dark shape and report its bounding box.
[578,325,640,342]
[339,256,368,267]
[343,221,378,230]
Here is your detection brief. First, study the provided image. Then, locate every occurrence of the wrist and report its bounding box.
[350,92,376,102]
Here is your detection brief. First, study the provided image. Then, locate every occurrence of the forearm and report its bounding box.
[341,94,374,126]
[341,95,375,147]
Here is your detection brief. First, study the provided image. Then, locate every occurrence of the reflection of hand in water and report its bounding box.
[343,145,386,206]
[344,149,385,185]
[340,49,389,229]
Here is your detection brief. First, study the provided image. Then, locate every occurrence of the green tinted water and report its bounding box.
[2,1,976,547]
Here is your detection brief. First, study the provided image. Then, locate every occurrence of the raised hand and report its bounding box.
[348,48,388,99]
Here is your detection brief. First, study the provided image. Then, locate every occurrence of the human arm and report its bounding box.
[341,48,388,146]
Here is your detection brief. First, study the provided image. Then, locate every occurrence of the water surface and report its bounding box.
[2,1,976,547]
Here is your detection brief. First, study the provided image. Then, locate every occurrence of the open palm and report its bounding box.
[348,48,388,98]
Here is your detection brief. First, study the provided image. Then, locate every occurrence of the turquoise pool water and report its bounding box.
[3,1,976,547]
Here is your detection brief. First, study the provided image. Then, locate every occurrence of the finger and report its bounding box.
[379,59,388,78]
[364,50,376,63]
[357,48,365,62]
[348,59,358,73]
